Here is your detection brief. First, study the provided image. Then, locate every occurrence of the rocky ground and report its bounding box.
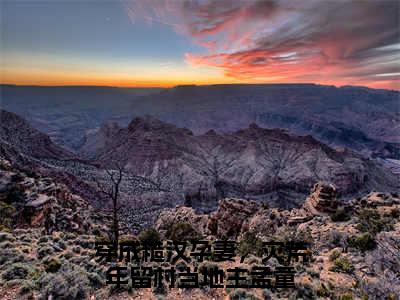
[1,154,399,300]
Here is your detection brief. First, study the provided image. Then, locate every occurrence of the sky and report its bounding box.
[1,0,399,89]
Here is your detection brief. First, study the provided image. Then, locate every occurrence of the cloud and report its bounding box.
[124,0,400,89]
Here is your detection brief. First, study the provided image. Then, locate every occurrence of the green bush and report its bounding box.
[293,282,315,300]
[316,283,330,297]
[72,246,81,254]
[0,201,16,228]
[338,293,354,300]
[39,263,90,300]
[208,218,218,235]
[389,208,400,219]
[166,222,201,242]
[238,231,264,258]
[329,250,341,261]
[2,263,31,281]
[37,246,54,259]
[0,232,15,243]
[44,257,62,273]
[330,257,354,274]
[119,234,138,245]
[347,233,376,252]
[138,228,161,247]
[87,272,104,288]
[198,261,220,275]
[0,251,25,268]
[19,279,37,295]
[331,208,351,222]
[356,209,393,235]
[38,236,51,244]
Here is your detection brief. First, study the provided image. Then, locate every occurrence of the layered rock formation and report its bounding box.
[0,110,74,160]
[4,84,399,158]
[84,116,398,212]
[0,157,110,234]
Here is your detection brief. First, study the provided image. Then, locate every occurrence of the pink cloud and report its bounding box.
[124,0,400,89]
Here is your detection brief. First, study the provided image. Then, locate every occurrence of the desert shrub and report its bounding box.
[20,235,32,243]
[0,201,16,228]
[0,224,11,232]
[2,263,31,281]
[307,268,320,279]
[347,233,376,252]
[119,234,138,244]
[0,230,15,242]
[208,218,218,235]
[108,281,134,295]
[330,257,354,274]
[64,232,77,240]
[274,226,314,246]
[37,246,54,259]
[70,256,85,265]
[316,283,330,297]
[38,236,50,244]
[72,246,81,254]
[238,231,264,258]
[291,282,315,300]
[138,228,161,247]
[0,241,13,249]
[356,209,393,235]
[229,288,259,300]
[0,248,25,266]
[19,279,37,295]
[76,236,94,249]
[56,240,67,250]
[389,208,400,219]
[328,230,348,249]
[198,261,220,275]
[166,222,201,242]
[329,250,341,261]
[91,226,103,236]
[331,208,351,222]
[39,263,90,300]
[338,293,354,300]
[60,251,73,260]
[44,257,62,273]
[87,272,104,288]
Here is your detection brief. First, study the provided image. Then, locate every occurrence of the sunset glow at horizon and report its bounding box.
[1,1,399,90]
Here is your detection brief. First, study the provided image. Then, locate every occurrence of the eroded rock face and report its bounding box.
[0,158,110,235]
[0,110,74,160]
[303,182,339,214]
[208,198,259,239]
[83,116,398,212]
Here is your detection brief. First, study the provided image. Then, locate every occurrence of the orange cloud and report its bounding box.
[127,0,400,90]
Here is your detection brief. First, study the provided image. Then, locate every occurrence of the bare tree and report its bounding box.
[93,162,124,245]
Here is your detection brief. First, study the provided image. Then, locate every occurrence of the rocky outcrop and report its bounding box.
[82,117,398,212]
[0,110,74,160]
[0,158,110,235]
[3,84,400,158]
[208,198,259,238]
[303,182,339,214]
